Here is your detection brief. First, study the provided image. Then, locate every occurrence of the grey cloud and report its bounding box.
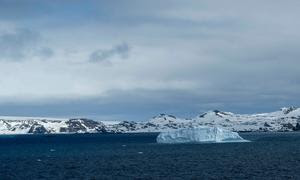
[0,28,54,61]
[0,0,300,120]
[89,43,130,63]
[0,28,39,60]
[5,87,295,121]
[36,47,54,59]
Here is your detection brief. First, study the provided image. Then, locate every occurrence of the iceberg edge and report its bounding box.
[156,127,250,144]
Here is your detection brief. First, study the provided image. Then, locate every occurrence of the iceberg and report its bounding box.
[156,127,249,144]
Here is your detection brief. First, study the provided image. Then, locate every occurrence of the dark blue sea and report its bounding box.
[0,132,300,179]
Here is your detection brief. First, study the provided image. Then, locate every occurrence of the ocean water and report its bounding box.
[0,132,300,179]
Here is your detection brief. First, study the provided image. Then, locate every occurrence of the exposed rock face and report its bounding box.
[281,107,297,114]
[282,123,294,131]
[61,118,107,133]
[152,114,176,120]
[109,121,138,133]
[293,123,300,131]
[264,122,271,127]
[28,123,49,134]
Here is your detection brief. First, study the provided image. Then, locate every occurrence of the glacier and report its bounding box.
[156,127,249,144]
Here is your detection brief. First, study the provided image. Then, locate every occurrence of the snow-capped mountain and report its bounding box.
[0,107,300,134]
[110,107,300,133]
[191,107,300,132]
[108,114,192,133]
[0,117,107,134]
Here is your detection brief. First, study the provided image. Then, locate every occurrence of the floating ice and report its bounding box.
[156,127,249,144]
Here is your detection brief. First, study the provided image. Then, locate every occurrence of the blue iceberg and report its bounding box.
[157,127,249,144]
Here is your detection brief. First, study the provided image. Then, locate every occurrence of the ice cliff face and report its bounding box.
[156,127,248,144]
[0,107,300,134]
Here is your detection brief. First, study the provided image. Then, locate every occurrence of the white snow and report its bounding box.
[0,107,300,134]
[109,107,300,133]
[156,127,249,144]
[100,120,121,126]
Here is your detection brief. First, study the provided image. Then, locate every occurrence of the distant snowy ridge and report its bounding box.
[0,107,300,134]
[0,117,107,134]
[109,107,300,133]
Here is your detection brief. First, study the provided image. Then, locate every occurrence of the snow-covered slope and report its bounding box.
[110,107,300,133]
[109,114,192,133]
[0,117,107,134]
[191,107,300,132]
[1,107,300,134]
[156,127,248,144]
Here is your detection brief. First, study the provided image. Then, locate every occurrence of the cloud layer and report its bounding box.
[89,43,130,63]
[0,28,53,61]
[0,0,299,120]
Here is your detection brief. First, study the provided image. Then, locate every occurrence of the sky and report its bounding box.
[0,0,300,121]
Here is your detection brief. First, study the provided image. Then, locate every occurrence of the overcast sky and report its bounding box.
[0,0,299,121]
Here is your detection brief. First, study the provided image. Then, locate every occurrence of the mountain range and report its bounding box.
[0,107,300,134]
